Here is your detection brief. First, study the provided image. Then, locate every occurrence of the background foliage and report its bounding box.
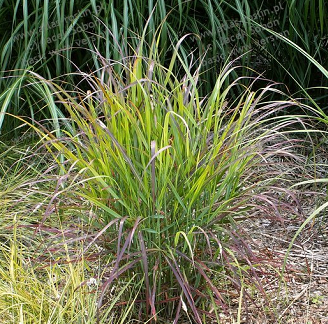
[1,0,327,136]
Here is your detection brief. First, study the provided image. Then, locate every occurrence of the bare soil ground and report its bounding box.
[245,216,327,324]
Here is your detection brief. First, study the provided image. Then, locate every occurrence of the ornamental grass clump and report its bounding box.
[21,48,302,322]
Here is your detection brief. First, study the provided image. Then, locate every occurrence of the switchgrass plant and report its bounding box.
[14,46,306,322]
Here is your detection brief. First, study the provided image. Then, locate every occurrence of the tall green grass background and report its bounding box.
[1,0,327,136]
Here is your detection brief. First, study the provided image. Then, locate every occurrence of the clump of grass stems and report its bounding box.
[12,42,307,322]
